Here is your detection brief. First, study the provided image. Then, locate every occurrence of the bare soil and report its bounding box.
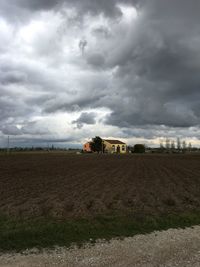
[0,153,200,219]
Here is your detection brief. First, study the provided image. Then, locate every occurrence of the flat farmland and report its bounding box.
[0,153,200,219]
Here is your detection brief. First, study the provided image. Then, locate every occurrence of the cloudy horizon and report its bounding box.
[0,0,200,148]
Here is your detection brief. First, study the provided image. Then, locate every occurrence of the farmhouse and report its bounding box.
[103,139,127,154]
[83,138,127,153]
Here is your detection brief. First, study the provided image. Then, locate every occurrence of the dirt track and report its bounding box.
[0,225,200,267]
[0,153,200,218]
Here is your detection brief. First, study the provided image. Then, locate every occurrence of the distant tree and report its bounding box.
[170,140,175,150]
[182,140,187,151]
[176,137,181,151]
[133,144,145,153]
[90,136,104,153]
[188,142,192,151]
[165,138,170,150]
[159,140,164,150]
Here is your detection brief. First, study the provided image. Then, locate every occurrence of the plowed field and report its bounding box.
[0,153,200,219]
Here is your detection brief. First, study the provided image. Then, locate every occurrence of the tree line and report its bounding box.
[159,137,193,152]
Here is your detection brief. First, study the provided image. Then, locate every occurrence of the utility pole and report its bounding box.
[7,135,10,154]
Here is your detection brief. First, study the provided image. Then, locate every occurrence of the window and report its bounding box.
[112,145,115,151]
[122,145,125,151]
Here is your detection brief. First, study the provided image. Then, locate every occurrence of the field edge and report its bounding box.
[0,211,200,252]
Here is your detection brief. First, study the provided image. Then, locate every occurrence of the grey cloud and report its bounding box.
[0,120,49,137]
[0,0,63,22]
[0,71,27,85]
[1,125,22,136]
[0,90,32,123]
[101,0,200,129]
[86,53,105,68]
[42,71,109,113]
[129,125,200,140]
[72,112,97,129]
[0,59,54,124]
[92,26,112,39]
[15,0,60,11]
[21,121,49,135]
[43,94,102,114]
[0,0,139,22]
[64,0,122,18]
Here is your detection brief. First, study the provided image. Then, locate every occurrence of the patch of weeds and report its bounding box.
[0,211,200,252]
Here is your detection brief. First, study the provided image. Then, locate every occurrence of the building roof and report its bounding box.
[103,139,126,145]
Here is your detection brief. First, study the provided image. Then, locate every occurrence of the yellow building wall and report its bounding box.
[103,141,127,154]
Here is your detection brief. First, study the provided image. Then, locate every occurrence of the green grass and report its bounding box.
[0,212,200,252]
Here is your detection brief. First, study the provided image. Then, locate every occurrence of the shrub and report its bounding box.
[133,144,145,153]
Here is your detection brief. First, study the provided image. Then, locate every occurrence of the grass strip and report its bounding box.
[0,212,200,252]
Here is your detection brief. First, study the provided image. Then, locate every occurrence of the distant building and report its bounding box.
[103,139,127,154]
[83,142,92,152]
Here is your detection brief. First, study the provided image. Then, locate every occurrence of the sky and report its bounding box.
[0,0,200,148]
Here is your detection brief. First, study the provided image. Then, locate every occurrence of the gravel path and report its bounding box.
[1,226,200,267]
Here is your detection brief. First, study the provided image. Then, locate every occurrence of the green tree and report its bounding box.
[133,144,145,153]
[90,136,104,153]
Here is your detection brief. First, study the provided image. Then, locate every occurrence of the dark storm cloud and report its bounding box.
[0,0,139,22]
[72,112,97,128]
[102,0,200,129]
